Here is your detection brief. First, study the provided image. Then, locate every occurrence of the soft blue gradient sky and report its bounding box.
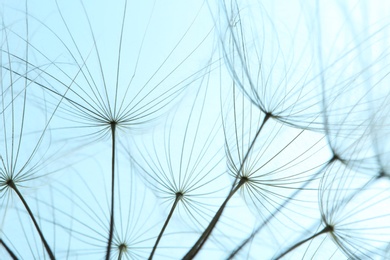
[1,0,390,259]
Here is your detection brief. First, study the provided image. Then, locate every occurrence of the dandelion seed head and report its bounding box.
[377,169,390,179]
[240,175,250,183]
[118,242,128,253]
[175,191,184,200]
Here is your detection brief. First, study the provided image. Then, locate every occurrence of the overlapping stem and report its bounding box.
[182,113,270,259]
[7,180,55,260]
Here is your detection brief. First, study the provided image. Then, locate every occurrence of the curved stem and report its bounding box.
[274,225,332,260]
[8,180,55,260]
[149,193,182,259]
[0,238,18,260]
[106,123,116,260]
[230,113,270,189]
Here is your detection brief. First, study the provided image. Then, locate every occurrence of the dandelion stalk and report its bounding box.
[105,122,117,260]
[149,192,183,259]
[7,180,55,260]
[118,243,127,260]
[274,224,333,259]
[183,113,270,259]
[0,239,18,260]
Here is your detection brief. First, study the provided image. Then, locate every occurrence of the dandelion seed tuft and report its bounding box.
[175,191,184,200]
[324,224,334,233]
[5,179,15,189]
[118,243,128,253]
[377,169,389,179]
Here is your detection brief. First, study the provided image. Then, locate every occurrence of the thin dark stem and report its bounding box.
[231,113,270,189]
[274,225,333,260]
[7,180,55,260]
[0,238,18,260]
[106,123,116,260]
[149,193,182,260]
[182,177,246,260]
[118,243,126,260]
[183,114,270,260]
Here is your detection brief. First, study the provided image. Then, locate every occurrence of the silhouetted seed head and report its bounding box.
[377,170,388,179]
[240,176,249,184]
[118,243,128,253]
[110,120,118,132]
[325,224,334,233]
[330,153,344,164]
[6,179,15,189]
[176,191,184,200]
[265,112,274,120]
